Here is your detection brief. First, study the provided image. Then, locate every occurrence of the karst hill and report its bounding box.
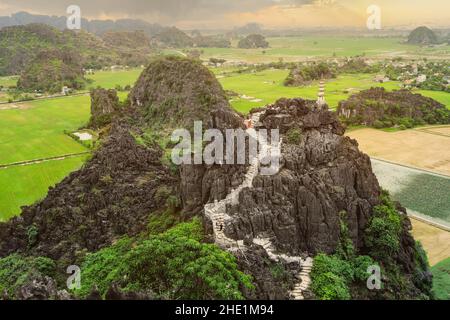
[0,57,433,300]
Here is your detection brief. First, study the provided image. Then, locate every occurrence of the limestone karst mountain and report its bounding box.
[337,87,450,128]
[0,57,432,300]
[17,48,85,93]
[151,27,194,48]
[238,34,269,49]
[407,26,438,45]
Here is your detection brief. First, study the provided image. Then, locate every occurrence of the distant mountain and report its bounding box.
[407,26,438,45]
[101,30,151,50]
[0,23,152,76]
[238,34,269,49]
[152,27,194,48]
[234,23,263,35]
[0,23,111,76]
[0,11,163,36]
[17,48,85,93]
[193,35,231,48]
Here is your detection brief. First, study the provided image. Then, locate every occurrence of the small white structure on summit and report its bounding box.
[317,81,326,106]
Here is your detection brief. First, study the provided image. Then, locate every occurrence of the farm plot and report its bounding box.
[371,159,450,226]
[0,155,87,221]
[0,95,91,165]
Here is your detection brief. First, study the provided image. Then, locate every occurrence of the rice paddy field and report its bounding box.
[219,69,403,113]
[0,95,91,165]
[86,68,143,89]
[431,257,450,300]
[0,156,87,221]
[199,36,450,63]
[371,159,450,227]
[0,92,128,220]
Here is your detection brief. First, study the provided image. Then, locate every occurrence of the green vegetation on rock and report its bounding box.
[311,193,433,300]
[284,62,336,86]
[238,34,269,49]
[17,48,85,93]
[407,26,438,45]
[75,218,254,300]
[0,254,56,299]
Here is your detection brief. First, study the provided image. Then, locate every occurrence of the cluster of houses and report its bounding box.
[373,60,449,89]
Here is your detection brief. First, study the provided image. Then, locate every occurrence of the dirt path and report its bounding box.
[0,152,90,170]
[411,219,450,266]
[0,103,33,110]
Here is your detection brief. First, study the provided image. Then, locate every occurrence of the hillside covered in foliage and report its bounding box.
[238,34,269,49]
[284,62,337,86]
[17,48,85,93]
[407,26,439,45]
[0,23,152,77]
[337,87,450,129]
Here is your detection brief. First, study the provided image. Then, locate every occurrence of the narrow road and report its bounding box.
[0,152,90,170]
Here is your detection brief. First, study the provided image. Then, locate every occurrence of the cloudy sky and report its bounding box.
[0,0,449,29]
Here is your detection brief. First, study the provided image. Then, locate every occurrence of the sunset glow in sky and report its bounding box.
[0,0,449,29]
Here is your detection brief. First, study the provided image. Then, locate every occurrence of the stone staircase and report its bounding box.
[253,238,313,300]
[204,112,313,300]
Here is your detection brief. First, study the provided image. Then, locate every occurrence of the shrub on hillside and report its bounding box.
[75,219,254,300]
[364,191,403,262]
[0,254,56,298]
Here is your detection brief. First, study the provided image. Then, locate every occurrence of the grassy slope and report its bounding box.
[432,257,450,300]
[0,155,87,221]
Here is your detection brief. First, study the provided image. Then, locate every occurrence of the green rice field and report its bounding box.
[0,95,91,165]
[219,69,402,113]
[432,257,450,300]
[371,159,450,226]
[86,68,143,89]
[199,36,449,63]
[0,156,87,221]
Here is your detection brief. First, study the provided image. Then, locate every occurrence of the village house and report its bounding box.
[61,86,71,95]
[416,74,427,83]
[374,75,390,83]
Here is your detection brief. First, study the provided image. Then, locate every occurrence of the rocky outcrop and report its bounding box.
[0,123,179,262]
[407,26,438,45]
[0,57,433,300]
[88,89,121,129]
[13,276,71,301]
[284,63,336,87]
[17,48,85,93]
[238,34,269,49]
[221,98,381,255]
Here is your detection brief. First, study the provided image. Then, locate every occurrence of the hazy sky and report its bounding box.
[0,0,449,29]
